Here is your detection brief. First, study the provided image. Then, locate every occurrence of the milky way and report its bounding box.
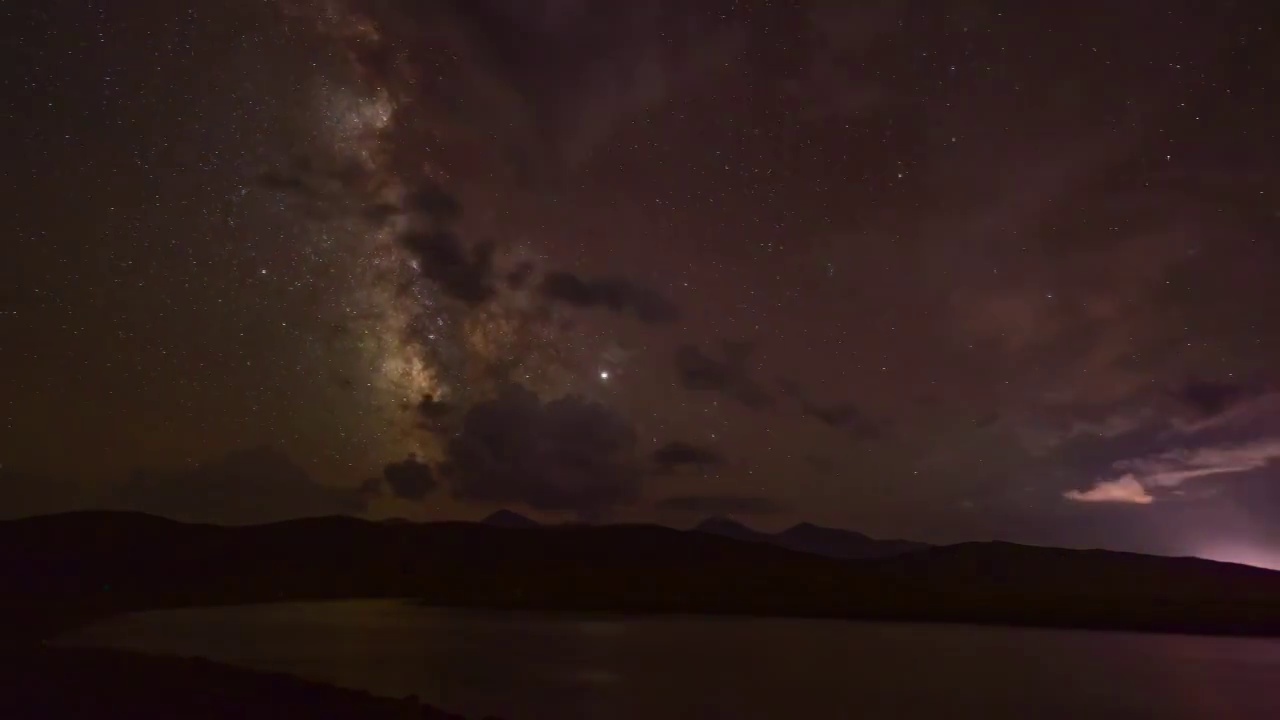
[274,1,609,460]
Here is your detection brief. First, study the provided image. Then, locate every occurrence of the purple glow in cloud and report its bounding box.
[1065,437,1280,505]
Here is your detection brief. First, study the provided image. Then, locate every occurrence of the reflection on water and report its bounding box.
[58,599,1280,720]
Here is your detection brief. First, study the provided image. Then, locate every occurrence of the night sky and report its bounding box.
[4,1,1279,563]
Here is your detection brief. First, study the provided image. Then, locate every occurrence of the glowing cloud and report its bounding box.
[1063,475,1153,505]
[1065,437,1280,505]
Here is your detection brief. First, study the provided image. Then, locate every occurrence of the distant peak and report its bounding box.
[481,509,540,528]
[776,521,875,550]
[695,516,750,531]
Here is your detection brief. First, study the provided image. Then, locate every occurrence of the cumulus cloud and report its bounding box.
[441,383,642,517]
[1063,475,1154,505]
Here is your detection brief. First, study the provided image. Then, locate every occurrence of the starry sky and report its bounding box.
[3,0,1279,563]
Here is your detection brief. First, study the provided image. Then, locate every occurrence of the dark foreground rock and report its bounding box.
[0,646,496,720]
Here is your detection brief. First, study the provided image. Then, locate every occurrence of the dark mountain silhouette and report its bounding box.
[481,509,541,528]
[7,511,1280,646]
[694,516,929,559]
[693,516,764,543]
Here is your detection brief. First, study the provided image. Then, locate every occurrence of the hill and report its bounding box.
[4,511,1280,645]
[694,516,929,559]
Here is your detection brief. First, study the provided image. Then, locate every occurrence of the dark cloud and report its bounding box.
[655,494,786,516]
[103,447,372,525]
[675,342,773,409]
[415,393,459,433]
[342,0,751,168]
[809,403,874,431]
[401,183,463,224]
[254,154,375,208]
[441,383,642,517]
[254,156,497,308]
[539,272,679,323]
[779,380,883,439]
[377,180,504,307]
[505,260,535,289]
[1174,378,1257,418]
[256,167,309,194]
[399,229,497,307]
[652,441,724,473]
[382,454,438,501]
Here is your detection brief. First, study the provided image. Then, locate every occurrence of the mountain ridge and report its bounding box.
[6,510,1280,644]
[693,515,929,559]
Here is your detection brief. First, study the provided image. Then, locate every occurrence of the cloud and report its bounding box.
[441,383,642,517]
[399,198,499,304]
[1116,438,1280,488]
[675,342,773,409]
[1063,475,1154,504]
[654,494,785,516]
[1023,410,1154,456]
[382,454,438,500]
[104,447,373,524]
[1172,390,1280,436]
[805,403,865,429]
[328,0,751,174]
[652,441,724,473]
[401,182,463,224]
[254,154,375,207]
[415,393,460,433]
[255,155,497,308]
[539,271,678,323]
[778,379,882,438]
[1066,438,1280,505]
[1175,378,1257,418]
[505,260,535,289]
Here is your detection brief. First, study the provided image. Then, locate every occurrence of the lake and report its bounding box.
[57,599,1280,719]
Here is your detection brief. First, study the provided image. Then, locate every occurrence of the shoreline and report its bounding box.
[2,645,491,720]
[11,591,1280,719]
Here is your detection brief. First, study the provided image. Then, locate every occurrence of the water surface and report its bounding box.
[60,599,1280,719]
